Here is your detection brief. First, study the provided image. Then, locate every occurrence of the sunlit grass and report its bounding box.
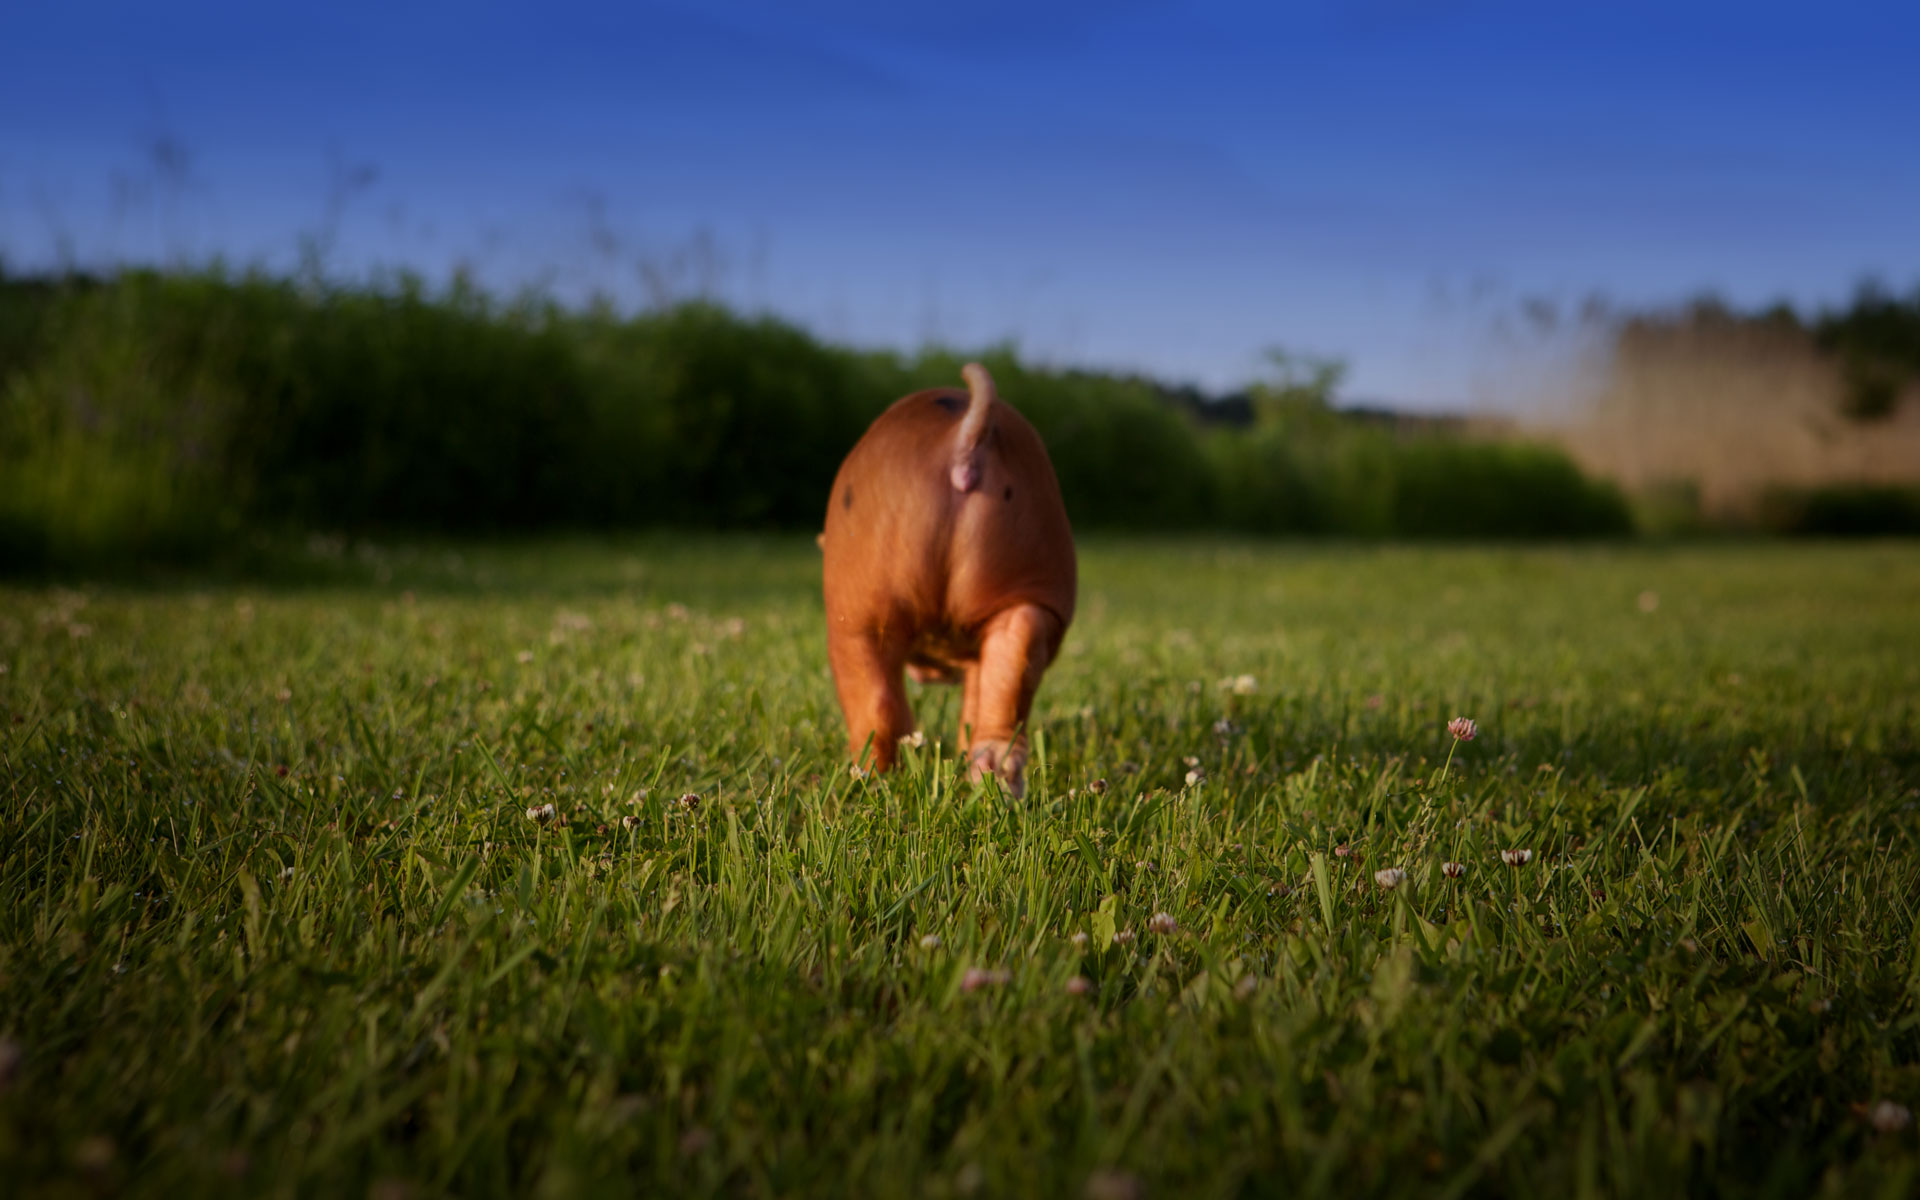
[2,539,1917,1196]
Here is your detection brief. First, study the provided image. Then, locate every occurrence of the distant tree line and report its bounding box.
[1810,283,1920,422]
[0,266,1659,567]
[1616,283,1920,423]
[1583,284,1920,534]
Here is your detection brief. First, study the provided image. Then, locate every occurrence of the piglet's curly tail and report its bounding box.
[950,362,995,492]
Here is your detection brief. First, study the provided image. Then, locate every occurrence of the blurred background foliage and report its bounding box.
[4,266,1917,570]
[1550,284,1920,536]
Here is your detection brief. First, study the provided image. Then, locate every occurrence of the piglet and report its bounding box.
[820,364,1076,797]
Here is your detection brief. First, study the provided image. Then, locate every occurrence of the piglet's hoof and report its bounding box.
[967,742,1028,799]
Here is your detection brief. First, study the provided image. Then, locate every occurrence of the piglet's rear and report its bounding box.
[820,364,1076,796]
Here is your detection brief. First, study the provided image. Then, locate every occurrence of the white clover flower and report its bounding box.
[960,967,1010,992]
[1501,848,1533,866]
[898,730,926,749]
[1374,868,1406,891]
[1084,1168,1144,1200]
[919,933,942,951]
[0,1036,20,1083]
[1148,912,1178,935]
[1441,861,1467,879]
[1869,1100,1912,1133]
[678,1127,712,1157]
[72,1135,115,1174]
[526,803,557,824]
[1070,931,1090,949]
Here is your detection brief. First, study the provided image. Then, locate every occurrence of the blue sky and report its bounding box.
[4,1,1917,406]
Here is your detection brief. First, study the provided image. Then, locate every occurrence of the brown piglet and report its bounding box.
[820,364,1076,796]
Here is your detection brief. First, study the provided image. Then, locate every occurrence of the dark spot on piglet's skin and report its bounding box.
[934,393,963,413]
[1003,486,1013,501]
[842,487,854,511]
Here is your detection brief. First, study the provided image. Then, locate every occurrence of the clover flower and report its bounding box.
[961,967,1011,992]
[1869,1100,1912,1133]
[1084,1168,1144,1200]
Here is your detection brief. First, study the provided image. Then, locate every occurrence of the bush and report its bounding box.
[1202,398,1629,538]
[1391,439,1633,538]
[1761,485,1920,536]
[571,304,886,528]
[0,273,242,564]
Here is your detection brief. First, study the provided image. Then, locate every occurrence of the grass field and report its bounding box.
[3,539,1918,1198]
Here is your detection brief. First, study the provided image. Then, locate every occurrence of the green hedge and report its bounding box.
[1761,485,1920,536]
[1,269,1633,567]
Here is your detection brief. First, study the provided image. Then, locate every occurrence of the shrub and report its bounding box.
[1391,439,1633,538]
[1761,485,1920,536]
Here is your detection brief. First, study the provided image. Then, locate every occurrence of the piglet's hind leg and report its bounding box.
[959,665,983,752]
[965,604,1061,798]
[828,630,913,772]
